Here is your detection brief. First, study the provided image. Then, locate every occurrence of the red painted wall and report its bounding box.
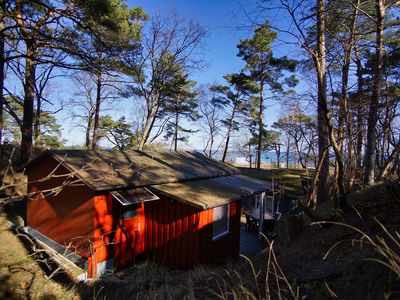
[144,197,241,269]
[91,194,145,275]
[91,194,241,272]
[26,156,94,258]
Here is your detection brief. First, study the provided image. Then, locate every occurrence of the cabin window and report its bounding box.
[264,195,274,214]
[213,204,230,240]
[120,203,140,220]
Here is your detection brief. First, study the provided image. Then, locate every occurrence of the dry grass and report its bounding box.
[206,247,299,300]
[75,247,300,300]
[0,212,77,299]
[319,217,400,278]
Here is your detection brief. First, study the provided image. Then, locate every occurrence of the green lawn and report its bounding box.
[240,167,314,198]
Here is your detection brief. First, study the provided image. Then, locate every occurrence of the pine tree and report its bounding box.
[237,21,297,169]
[211,73,257,162]
[159,69,198,151]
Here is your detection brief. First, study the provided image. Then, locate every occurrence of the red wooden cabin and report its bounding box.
[24,150,270,277]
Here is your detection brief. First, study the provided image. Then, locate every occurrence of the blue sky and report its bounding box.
[132,0,258,85]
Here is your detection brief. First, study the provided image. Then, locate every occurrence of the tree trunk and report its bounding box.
[364,0,385,185]
[315,0,330,203]
[337,57,350,155]
[248,143,252,168]
[85,116,93,149]
[138,108,152,151]
[338,0,359,155]
[0,2,5,167]
[21,43,36,164]
[294,138,305,168]
[209,136,214,157]
[308,146,328,207]
[275,144,281,168]
[378,139,400,180]
[222,103,237,162]
[174,95,180,151]
[315,0,347,207]
[257,82,264,169]
[286,135,290,169]
[340,3,359,191]
[346,123,353,189]
[91,65,102,150]
[138,95,161,151]
[33,94,41,146]
[355,49,364,170]
[379,93,391,171]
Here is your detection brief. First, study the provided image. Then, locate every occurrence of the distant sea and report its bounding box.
[197,150,301,165]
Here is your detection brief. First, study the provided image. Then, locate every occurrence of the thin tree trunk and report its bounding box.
[337,0,359,154]
[33,95,41,146]
[378,139,400,180]
[346,123,354,189]
[85,116,93,149]
[286,135,290,169]
[275,144,280,168]
[340,3,359,191]
[315,0,330,203]
[21,43,36,164]
[222,103,237,162]
[337,57,350,154]
[355,49,364,170]
[294,138,305,168]
[91,65,102,150]
[364,0,385,185]
[209,137,214,157]
[257,82,264,169]
[174,95,180,151]
[379,96,391,171]
[308,146,329,207]
[0,2,5,167]
[248,143,252,168]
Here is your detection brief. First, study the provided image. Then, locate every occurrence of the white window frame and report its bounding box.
[212,204,230,240]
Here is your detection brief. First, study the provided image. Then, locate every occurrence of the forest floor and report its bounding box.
[0,170,399,299]
[265,179,400,299]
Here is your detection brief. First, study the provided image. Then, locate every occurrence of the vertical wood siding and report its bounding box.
[27,156,94,258]
[92,194,146,276]
[144,197,241,269]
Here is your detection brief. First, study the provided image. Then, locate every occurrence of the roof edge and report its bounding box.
[21,150,95,190]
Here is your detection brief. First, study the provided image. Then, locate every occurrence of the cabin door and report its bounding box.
[111,201,146,271]
[119,202,145,255]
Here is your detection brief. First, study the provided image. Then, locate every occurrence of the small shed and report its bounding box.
[24,150,271,277]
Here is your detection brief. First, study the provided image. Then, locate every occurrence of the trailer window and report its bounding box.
[213,204,230,240]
